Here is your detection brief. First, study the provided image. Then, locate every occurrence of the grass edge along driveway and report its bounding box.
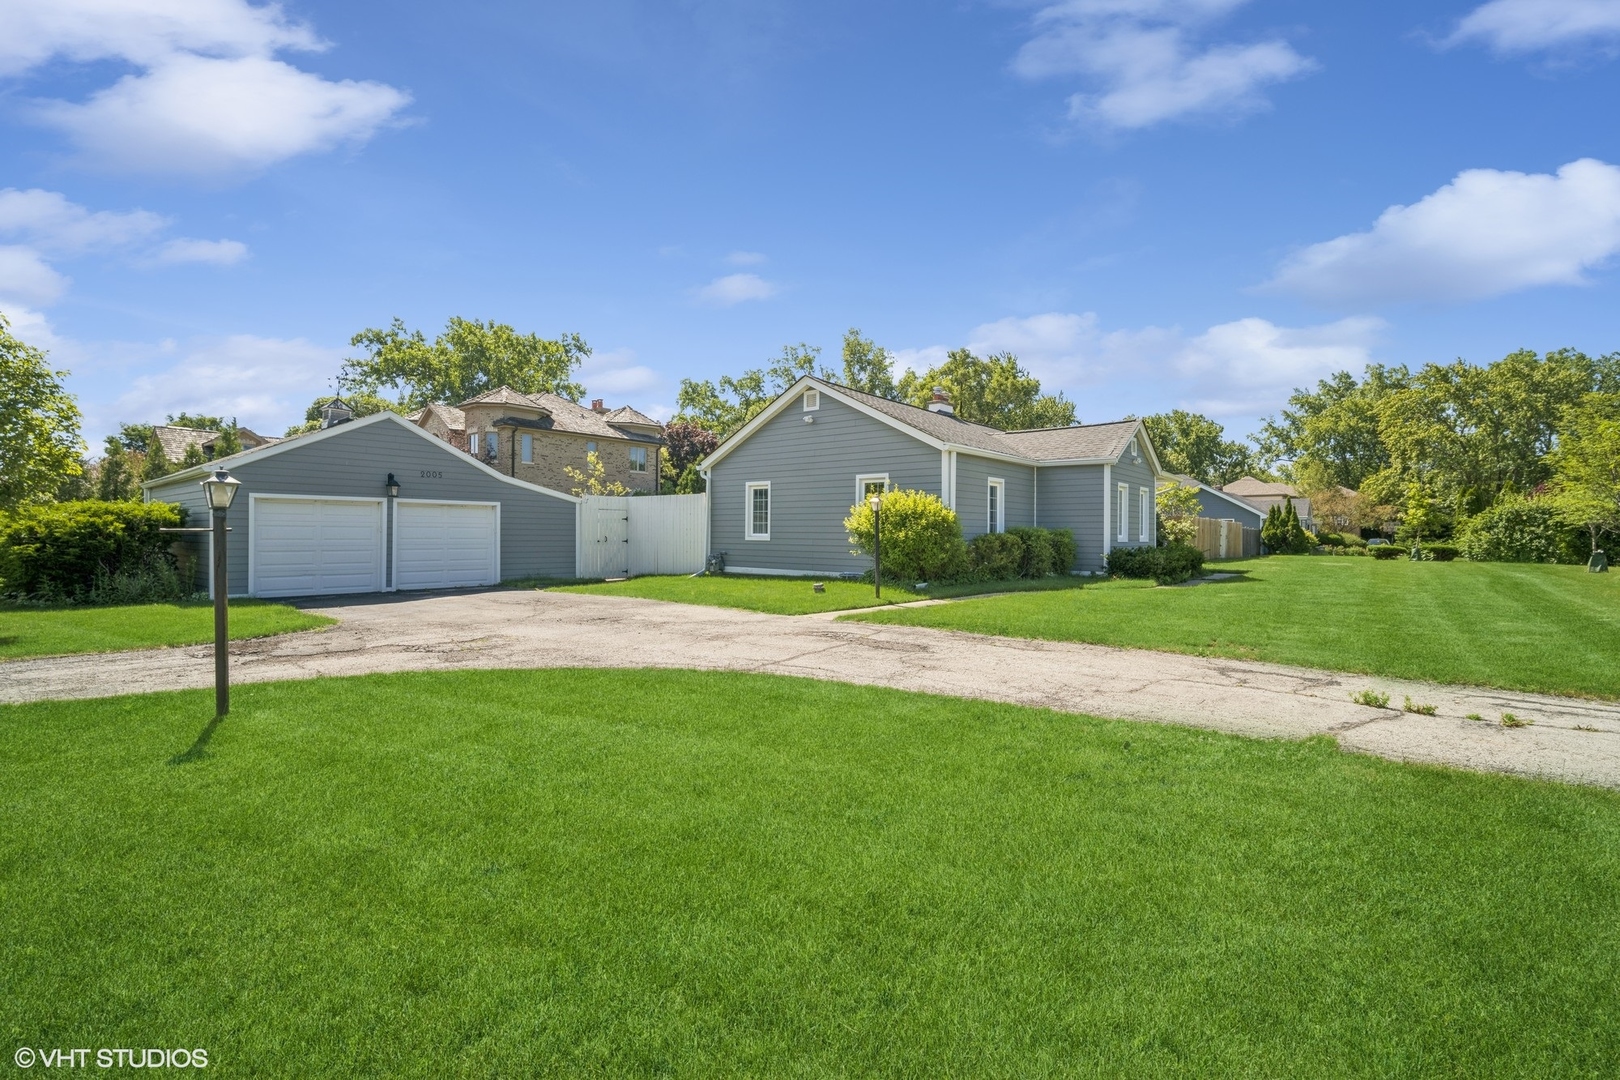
[0,599,333,660]
[551,572,1083,615]
[847,556,1620,700]
[4,667,1618,1077]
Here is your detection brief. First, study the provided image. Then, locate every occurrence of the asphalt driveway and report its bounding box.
[4,587,1619,787]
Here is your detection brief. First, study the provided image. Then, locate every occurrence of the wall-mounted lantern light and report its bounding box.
[386,473,400,498]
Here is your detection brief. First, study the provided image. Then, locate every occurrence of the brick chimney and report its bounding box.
[926,387,954,415]
[591,398,606,413]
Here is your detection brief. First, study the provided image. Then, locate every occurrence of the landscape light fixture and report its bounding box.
[870,494,882,599]
[199,469,240,717]
[386,473,400,498]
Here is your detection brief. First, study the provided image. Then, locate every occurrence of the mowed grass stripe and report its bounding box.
[3,668,1618,1077]
[0,600,332,660]
[846,557,1620,698]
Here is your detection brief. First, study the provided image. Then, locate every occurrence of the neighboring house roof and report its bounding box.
[1164,472,1267,517]
[140,410,579,503]
[1221,476,1299,498]
[452,387,665,445]
[702,377,1167,473]
[604,405,660,428]
[151,426,216,460]
[409,403,467,431]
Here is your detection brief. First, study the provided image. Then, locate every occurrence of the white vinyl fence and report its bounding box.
[576,493,708,578]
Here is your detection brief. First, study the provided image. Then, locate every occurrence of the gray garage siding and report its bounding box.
[1034,465,1105,573]
[709,394,942,574]
[146,418,577,595]
[1192,488,1264,529]
[953,454,1035,539]
[1112,452,1159,553]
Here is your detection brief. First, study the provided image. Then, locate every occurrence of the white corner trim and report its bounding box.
[1101,463,1112,555]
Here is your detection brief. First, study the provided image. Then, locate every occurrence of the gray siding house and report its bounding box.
[143,411,578,598]
[1165,473,1267,530]
[700,377,1167,576]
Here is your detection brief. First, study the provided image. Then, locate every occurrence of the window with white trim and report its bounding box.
[856,473,890,503]
[629,446,648,472]
[1139,487,1150,542]
[746,482,771,540]
[466,428,478,454]
[1116,483,1130,543]
[803,389,820,411]
[484,432,498,458]
[988,478,1005,534]
[521,434,533,463]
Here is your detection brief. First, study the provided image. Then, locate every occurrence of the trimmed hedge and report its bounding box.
[967,527,1078,582]
[1371,545,1404,560]
[1419,544,1459,562]
[1107,542,1204,585]
[1455,496,1583,564]
[0,500,185,602]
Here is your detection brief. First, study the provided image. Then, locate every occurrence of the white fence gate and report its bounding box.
[576,494,708,578]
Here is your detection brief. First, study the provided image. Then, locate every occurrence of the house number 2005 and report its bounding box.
[419,470,443,478]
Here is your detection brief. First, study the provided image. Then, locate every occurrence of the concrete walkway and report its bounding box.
[4,588,1619,787]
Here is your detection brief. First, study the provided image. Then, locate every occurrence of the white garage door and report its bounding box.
[251,496,385,598]
[395,500,499,590]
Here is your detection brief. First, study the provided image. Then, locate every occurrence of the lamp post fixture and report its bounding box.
[869,494,882,599]
[385,472,400,498]
[200,469,241,717]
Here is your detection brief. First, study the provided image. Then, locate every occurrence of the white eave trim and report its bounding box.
[139,410,581,503]
[1162,476,1267,517]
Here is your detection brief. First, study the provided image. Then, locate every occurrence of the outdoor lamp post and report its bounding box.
[201,469,241,717]
[869,494,882,599]
[385,472,400,498]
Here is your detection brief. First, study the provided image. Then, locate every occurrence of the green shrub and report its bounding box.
[1044,528,1077,575]
[1419,544,1459,562]
[1455,494,1583,564]
[1371,545,1404,560]
[1316,531,1367,548]
[845,489,967,584]
[967,532,1024,580]
[86,555,193,605]
[1107,542,1204,585]
[1005,526,1053,577]
[0,500,185,602]
[1351,690,1391,708]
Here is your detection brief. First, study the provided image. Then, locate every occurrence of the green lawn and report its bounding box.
[0,600,332,660]
[848,556,1620,698]
[553,572,1084,614]
[3,668,1617,1077]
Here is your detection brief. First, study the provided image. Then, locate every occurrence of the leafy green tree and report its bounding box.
[341,316,589,408]
[1546,393,1620,555]
[0,312,84,510]
[167,412,227,431]
[1260,505,1285,553]
[1259,365,1408,489]
[117,423,156,453]
[1155,481,1202,546]
[96,438,142,501]
[284,392,401,436]
[896,349,1075,430]
[675,344,832,438]
[179,443,207,470]
[564,451,631,496]
[840,328,898,399]
[141,442,172,482]
[1142,410,1260,486]
[211,423,243,457]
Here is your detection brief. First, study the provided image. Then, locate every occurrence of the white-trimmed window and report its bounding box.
[1116,483,1130,543]
[466,428,478,454]
[484,432,498,458]
[1139,487,1150,542]
[746,482,771,540]
[988,478,1005,534]
[629,446,648,472]
[803,388,820,411]
[856,473,890,503]
[521,434,533,463]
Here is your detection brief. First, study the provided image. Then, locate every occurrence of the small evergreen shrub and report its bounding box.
[1371,545,1404,560]
[1045,528,1077,576]
[1006,526,1054,577]
[967,532,1024,580]
[0,500,185,602]
[1419,544,1459,562]
[845,489,967,584]
[1107,542,1204,585]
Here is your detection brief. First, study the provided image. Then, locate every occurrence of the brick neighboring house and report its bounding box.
[1220,476,1313,530]
[409,387,665,493]
[151,424,280,462]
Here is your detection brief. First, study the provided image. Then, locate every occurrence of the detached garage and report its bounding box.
[143,411,578,598]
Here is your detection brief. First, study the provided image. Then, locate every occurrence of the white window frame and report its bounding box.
[745,481,771,541]
[484,432,498,458]
[855,473,890,504]
[465,428,478,455]
[520,433,533,463]
[1117,482,1130,543]
[629,446,648,472]
[1139,486,1150,542]
[803,388,820,411]
[988,478,1005,534]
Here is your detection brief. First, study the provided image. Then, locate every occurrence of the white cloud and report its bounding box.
[1013,0,1314,129]
[725,250,767,265]
[909,309,1383,423]
[4,0,408,176]
[107,334,344,436]
[580,347,663,396]
[0,188,166,252]
[1448,0,1620,53]
[151,237,250,266]
[1268,158,1620,305]
[694,272,778,306]
[0,246,70,307]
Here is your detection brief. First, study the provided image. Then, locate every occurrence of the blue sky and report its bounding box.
[4,0,1620,446]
